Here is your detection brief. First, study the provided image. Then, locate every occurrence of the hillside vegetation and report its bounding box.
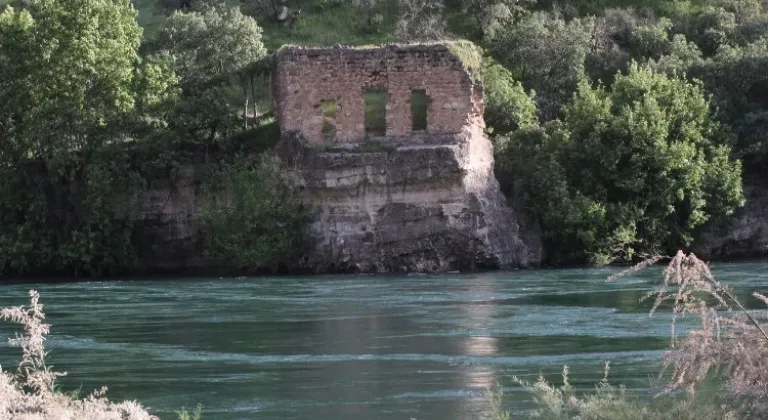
[0,0,766,274]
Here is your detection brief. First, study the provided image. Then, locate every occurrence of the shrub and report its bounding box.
[488,362,738,420]
[175,404,203,420]
[495,64,744,265]
[488,12,596,120]
[482,56,537,135]
[199,153,310,272]
[620,251,768,417]
[0,290,158,419]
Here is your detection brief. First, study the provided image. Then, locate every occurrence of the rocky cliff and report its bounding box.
[692,183,768,260]
[266,43,542,273]
[125,162,768,273]
[275,125,542,273]
[123,128,542,274]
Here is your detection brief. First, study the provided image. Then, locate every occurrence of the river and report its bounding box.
[2,261,767,419]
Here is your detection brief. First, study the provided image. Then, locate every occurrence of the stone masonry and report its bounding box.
[271,43,541,273]
[272,44,483,143]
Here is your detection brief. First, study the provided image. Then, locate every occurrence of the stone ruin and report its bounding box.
[271,43,541,273]
[271,43,484,144]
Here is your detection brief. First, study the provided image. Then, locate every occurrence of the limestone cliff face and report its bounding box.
[276,126,542,273]
[692,184,768,260]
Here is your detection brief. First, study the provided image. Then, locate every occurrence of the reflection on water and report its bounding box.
[462,300,499,409]
[460,279,501,399]
[0,260,767,419]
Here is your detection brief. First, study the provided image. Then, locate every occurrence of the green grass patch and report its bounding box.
[320,100,337,118]
[260,0,400,50]
[320,100,338,136]
[444,39,484,83]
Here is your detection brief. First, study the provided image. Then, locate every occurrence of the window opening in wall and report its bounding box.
[411,90,428,132]
[320,100,337,138]
[364,88,387,137]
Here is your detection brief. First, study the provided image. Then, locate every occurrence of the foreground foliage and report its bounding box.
[0,291,158,419]
[488,251,768,419]
[643,251,768,416]
[486,364,737,420]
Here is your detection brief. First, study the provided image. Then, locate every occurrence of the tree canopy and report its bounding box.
[496,64,744,264]
[0,0,295,276]
[0,0,143,166]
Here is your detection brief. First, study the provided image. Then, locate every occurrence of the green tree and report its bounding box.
[153,4,268,144]
[0,0,176,275]
[688,39,768,172]
[0,0,142,167]
[488,12,596,120]
[496,64,744,265]
[452,0,533,39]
[482,57,537,135]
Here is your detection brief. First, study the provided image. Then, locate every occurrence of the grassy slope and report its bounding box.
[136,0,403,50]
[259,0,401,49]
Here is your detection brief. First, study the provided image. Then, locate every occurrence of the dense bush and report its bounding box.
[199,153,310,272]
[689,39,768,171]
[487,363,738,420]
[482,57,538,135]
[487,12,596,120]
[496,64,744,265]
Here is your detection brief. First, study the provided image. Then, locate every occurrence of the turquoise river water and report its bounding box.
[2,261,768,419]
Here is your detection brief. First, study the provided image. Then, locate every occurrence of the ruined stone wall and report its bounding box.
[272,44,482,143]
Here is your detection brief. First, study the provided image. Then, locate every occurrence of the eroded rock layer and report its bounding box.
[276,125,542,273]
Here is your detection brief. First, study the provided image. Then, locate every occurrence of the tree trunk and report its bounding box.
[250,75,258,119]
[242,82,249,130]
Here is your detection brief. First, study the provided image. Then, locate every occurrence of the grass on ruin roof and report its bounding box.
[275,40,483,81]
